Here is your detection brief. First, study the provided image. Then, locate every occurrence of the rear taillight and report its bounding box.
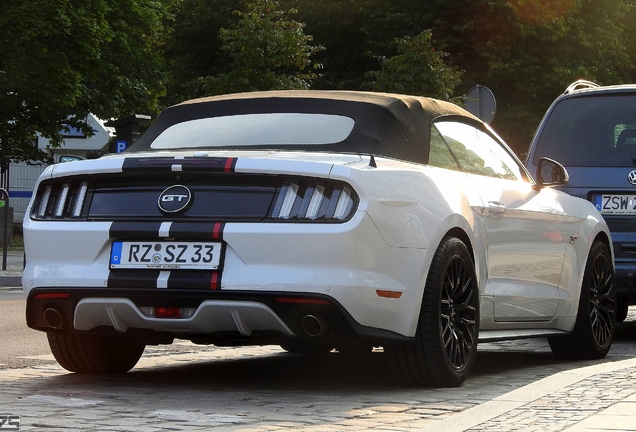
[31,179,90,220]
[270,180,357,221]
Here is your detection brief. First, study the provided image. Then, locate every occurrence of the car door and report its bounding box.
[434,120,571,322]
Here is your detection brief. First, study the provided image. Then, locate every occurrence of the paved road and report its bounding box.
[0,291,50,369]
[2,298,636,431]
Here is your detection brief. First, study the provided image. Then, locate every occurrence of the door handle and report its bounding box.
[487,201,506,216]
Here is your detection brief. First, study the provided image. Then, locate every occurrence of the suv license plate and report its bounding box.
[595,194,636,215]
[110,241,223,270]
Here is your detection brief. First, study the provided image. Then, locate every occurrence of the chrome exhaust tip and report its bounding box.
[301,314,327,337]
[43,307,64,329]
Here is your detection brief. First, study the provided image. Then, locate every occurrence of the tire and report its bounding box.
[616,299,629,323]
[548,241,615,359]
[47,332,145,374]
[394,236,479,387]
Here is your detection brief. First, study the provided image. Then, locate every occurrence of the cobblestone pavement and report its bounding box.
[465,366,636,432]
[2,308,636,431]
[0,329,636,431]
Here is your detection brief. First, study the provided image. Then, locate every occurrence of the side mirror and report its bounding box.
[534,157,569,190]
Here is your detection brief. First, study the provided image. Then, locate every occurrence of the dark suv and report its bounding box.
[526,80,636,321]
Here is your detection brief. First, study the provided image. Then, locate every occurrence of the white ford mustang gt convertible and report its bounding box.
[23,91,616,387]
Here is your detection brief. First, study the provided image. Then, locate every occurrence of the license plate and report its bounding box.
[595,194,636,215]
[110,241,223,270]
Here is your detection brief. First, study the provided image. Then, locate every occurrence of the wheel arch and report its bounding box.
[444,227,475,263]
[394,233,480,387]
[592,231,612,257]
[422,225,479,305]
[560,227,615,328]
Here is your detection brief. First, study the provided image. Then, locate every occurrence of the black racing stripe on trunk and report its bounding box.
[180,157,229,172]
[122,157,237,173]
[168,222,225,240]
[121,157,139,172]
[110,222,162,239]
[167,271,221,290]
[107,270,160,289]
[122,157,174,173]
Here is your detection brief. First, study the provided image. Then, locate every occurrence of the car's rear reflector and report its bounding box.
[139,306,196,319]
[33,293,71,299]
[155,307,181,318]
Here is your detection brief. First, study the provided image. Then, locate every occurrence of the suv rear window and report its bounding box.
[532,95,636,167]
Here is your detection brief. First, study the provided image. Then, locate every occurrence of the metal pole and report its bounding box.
[0,188,8,270]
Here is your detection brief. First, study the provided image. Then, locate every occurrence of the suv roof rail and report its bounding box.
[563,80,600,95]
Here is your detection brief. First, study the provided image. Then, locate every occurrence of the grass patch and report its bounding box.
[0,236,24,251]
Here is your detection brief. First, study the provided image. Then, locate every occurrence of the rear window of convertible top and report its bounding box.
[150,113,355,149]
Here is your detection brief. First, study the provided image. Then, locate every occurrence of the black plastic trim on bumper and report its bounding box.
[26,287,411,346]
[615,262,636,304]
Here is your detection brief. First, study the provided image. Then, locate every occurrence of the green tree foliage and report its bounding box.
[368,31,461,100]
[296,0,455,91]
[0,0,166,163]
[290,0,373,90]
[171,0,323,99]
[5,0,636,163]
[433,0,636,154]
[295,0,636,155]
[353,0,445,56]
[162,0,238,104]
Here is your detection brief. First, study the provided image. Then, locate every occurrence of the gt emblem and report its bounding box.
[158,185,192,214]
[628,170,636,185]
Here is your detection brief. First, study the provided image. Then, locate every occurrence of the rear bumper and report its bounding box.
[596,220,636,304]
[23,212,431,337]
[26,288,411,347]
[615,262,636,303]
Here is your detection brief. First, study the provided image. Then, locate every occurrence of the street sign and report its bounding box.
[465,85,497,124]
[115,140,128,153]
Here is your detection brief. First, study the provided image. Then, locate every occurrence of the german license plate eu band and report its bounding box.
[110,241,223,270]
[595,194,636,215]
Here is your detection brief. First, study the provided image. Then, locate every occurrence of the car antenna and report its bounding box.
[368,154,377,168]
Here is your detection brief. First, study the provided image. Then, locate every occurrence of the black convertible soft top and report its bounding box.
[128,90,476,164]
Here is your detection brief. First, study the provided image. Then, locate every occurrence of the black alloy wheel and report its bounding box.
[440,252,477,370]
[549,241,615,359]
[588,245,615,349]
[394,236,479,387]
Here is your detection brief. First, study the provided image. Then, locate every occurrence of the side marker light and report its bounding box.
[376,290,403,299]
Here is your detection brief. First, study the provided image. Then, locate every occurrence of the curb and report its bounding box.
[419,356,636,431]
[0,276,22,289]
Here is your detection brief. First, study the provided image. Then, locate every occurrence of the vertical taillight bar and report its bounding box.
[72,182,88,217]
[277,183,299,219]
[305,186,325,219]
[333,187,352,220]
[53,184,70,217]
[37,185,53,217]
